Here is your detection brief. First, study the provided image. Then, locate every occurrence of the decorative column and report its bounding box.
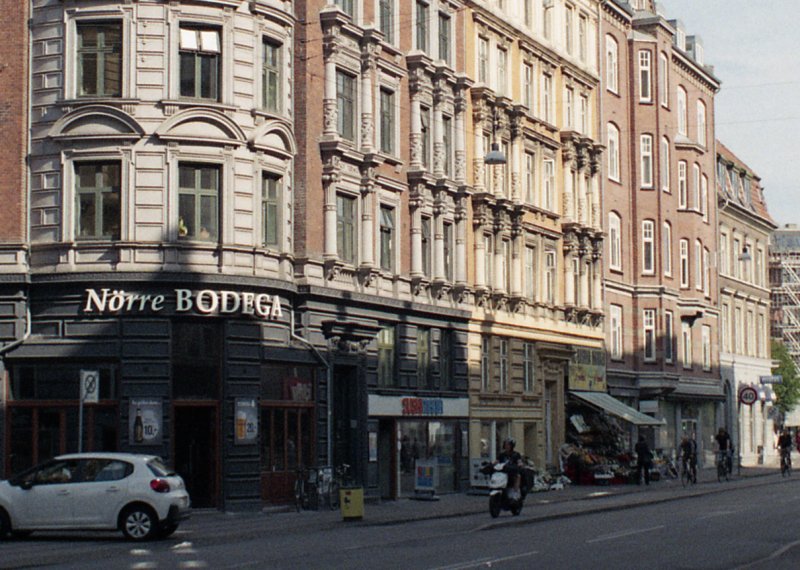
[510,222,522,297]
[454,94,467,185]
[433,83,445,178]
[455,198,468,285]
[578,172,588,226]
[360,44,376,153]
[563,168,574,222]
[494,227,504,291]
[580,257,590,307]
[510,111,522,202]
[472,98,486,193]
[592,257,602,310]
[410,190,424,277]
[564,245,575,305]
[434,201,445,281]
[322,31,339,138]
[410,70,423,170]
[360,168,375,268]
[322,161,340,260]
[473,209,486,289]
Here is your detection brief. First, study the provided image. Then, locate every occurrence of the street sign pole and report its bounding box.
[79,370,99,453]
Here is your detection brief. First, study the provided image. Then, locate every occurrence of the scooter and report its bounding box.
[481,461,526,518]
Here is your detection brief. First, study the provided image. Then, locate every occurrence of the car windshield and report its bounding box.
[147,457,176,477]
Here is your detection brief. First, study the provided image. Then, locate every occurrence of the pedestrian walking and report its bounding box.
[635,436,653,486]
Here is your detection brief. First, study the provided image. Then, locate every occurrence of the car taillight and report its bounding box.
[150,478,171,493]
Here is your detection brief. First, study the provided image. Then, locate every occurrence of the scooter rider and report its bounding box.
[496,438,523,499]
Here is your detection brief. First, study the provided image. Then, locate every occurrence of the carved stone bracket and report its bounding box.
[430,279,452,300]
[357,266,379,288]
[411,275,431,297]
[324,258,343,281]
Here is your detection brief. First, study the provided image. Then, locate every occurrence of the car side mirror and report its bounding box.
[20,480,34,491]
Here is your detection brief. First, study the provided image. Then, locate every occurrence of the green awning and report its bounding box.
[570,391,665,426]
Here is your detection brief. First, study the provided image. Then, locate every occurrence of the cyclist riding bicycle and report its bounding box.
[679,433,698,483]
[778,428,792,470]
[715,427,734,474]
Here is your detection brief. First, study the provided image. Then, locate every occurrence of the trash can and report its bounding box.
[340,487,364,521]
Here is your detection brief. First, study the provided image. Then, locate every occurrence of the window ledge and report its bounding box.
[161,99,238,115]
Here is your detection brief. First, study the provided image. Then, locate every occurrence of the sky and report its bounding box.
[662,0,800,228]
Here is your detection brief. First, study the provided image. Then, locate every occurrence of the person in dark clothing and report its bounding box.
[778,428,793,470]
[635,436,653,486]
[679,434,698,483]
[715,427,733,472]
[496,438,523,498]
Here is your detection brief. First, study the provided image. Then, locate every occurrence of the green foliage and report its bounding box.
[772,340,800,415]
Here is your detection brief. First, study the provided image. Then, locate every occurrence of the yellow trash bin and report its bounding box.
[340,487,364,520]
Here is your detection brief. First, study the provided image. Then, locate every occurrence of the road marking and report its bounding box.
[698,509,739,520]
[734,538,800,569]
[130,549,152,556]
[130,563,157,569]
[172,542,198,555]
[430,550,539,570]
[178,562,208,569]
[586,525,664,544]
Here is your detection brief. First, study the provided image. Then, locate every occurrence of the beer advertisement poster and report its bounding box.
[235,398,258,445]
[129,399,163,445]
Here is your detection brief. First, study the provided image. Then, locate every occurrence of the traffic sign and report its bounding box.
[739,386,758,406]
[80,369,100,404]
[759,375,783,384]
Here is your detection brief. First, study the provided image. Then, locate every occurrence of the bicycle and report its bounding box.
[294,467,309,512]
[681,455,697,487]
[716,451,730,482]
[780,449,792,477]
[327,463,352,511]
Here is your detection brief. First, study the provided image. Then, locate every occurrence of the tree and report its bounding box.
[771,340,800,417]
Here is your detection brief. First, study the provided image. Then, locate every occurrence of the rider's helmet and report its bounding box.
[503,438,516,449]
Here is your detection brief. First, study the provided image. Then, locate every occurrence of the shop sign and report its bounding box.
[401,397,444,416]
[739,386,758,406]
[129,399,163,445]
[83,288,284,321]
[234,399,258,445]
[569,348,607,392]
[414,459,439,492]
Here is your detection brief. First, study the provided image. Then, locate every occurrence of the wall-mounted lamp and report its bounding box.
[484,107,506,165]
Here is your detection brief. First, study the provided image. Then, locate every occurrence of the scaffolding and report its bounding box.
[770,228,800,367]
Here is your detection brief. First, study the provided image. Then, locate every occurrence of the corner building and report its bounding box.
[602,0,721,462]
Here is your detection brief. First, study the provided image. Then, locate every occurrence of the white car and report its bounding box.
[0,452,190,541]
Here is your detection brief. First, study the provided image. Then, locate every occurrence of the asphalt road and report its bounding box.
[4,476,800,569]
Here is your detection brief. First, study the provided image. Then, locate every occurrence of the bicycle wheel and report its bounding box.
[717,460,724,483]
[328,481,340,511]
[294,479,304,512]
[681,464,690,487]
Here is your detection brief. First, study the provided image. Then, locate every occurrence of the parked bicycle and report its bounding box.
[716,451,730,482]
[327,463,353,511]
[294,467,311,512]
[781,449,792,477]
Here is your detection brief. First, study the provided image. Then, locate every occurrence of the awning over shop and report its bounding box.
[569,391,665,426]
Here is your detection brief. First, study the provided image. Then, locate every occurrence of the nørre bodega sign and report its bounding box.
[83,288,284,320]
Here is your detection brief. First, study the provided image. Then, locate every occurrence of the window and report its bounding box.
[703,248,710,296]
[497,47,507,96]
[643,309,656,362]
[658,52,668,106]
[377,326,396,387]
[639,50,651,102]
[607,123,620,181]
[564,88,574,129]
[606,36,618,93]
[682,322,692,369]
[543,159,554,210]
[677,86,687,135]
[481,336,490,391]
[642,220,655,274]
[421,216,432,277]
[439,329,453,388]
[702,325,711,371]
[664,311,674,363]
[578,15,587,61]
[499,339,509,392]
[179,27,220,100]
[523,62,534,109]
[734,306,742,353]
[545,250,556,303]
[678,161,687,208]
[439,13,451,64]
[610,305,622,359]
[579,96,588,135]
[721,303,730,352]
[379,205,395,271]
[335,0,354,16]
[565,5,574,55]
[694,239,702,290]
[178,164,219,242]
[696,100,707,146]
[524,0,533,27]
[416,1,429,52]
[77,22,122,97]
[336,71,356,141]
[701,175,708,221]
[543,1,553,40]
[379,0,395,44]
[525,245,536,300]
[261,173,281,247]
[75,162,121,240]
[417,327,431,386]
[640,135,653,188]
[421,106,431,168]
[758,314,766,357]
[692,164,700,211]
[663,222,672,276]
[484,233,493,285]
[660,137,670,191]
[756,247,765,287]
[443,221,454,281]
[442,115,453,176]
[719,232,729,275]
[262,39,282,112]
[733,238,741,279]
[679,239,689,287]
[608,212,621,271]
[478,37,489,84]
[336,193,356,263]
[543,75,553,122]
[525,152,535,204]
[379,88,395,154]
[523,343,535,392]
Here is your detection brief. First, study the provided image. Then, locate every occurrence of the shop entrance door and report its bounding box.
[174,405,218,508]
[332,365,360,478]
[378,420,395,498]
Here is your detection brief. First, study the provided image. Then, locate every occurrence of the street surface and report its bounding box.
[3,472,799,569]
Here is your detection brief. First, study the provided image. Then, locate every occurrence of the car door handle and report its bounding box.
[105,487,120,493]
[57,490,70,496]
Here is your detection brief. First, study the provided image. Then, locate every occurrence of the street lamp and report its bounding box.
[484,107,506,165]
[739,245,752,263]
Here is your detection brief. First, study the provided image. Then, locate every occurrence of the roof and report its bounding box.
[772,226,800,253]
[55,452,159,462]
[717,140,776,226]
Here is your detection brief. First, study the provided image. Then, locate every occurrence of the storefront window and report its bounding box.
[260,365,314,402]
[398,420,464,495]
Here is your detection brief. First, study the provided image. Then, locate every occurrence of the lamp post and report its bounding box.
[484,107,506,166]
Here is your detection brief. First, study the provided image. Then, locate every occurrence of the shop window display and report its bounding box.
[399,420,460,495]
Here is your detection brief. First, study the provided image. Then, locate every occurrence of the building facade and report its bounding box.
[717,141,777,466]
[601,0,722,461]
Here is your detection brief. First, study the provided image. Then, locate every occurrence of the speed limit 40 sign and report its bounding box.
[739,386,758,406]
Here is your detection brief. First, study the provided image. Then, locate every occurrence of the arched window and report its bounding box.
[677,86,687,135]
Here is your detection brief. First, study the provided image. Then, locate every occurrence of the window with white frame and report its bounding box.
[262,38,282,112]
[758,313,766,357]
[565,5,574,55]
[719,232,729,275]
[678,160,687,208]
[443,221,454,281]
[416,1,429,53]
[438,12,451,65]
[442,115,453,176]
[337,193,357,263]
[744,240,753,282]
[694,239,702,290]
[523,342,535,392]
[500,239,510,291]
[481,336,490,391]
[499,338,509,392]
[545,249,556,304]
[660,136,670,191]
[75,162,121,240]
[379,205,395,272]
[702,325,711,370]
[696,100,707,146]
[664,311,674,363]
[543,0,553,40]
[378,0,395,45]
[607,123,620,181]
[543,74,553,123]
[680,238,689,287]
[478,37,489,85]
[643,309,656,362]
[564,88,574,129]
[642,220,655,274]
[639,50,652,102]
[734,306,742,353]
[524,0,533,28]
[525,151,535,204]
[663,222,672,276]
[658,52,668,107]
[497,46,508,96]
[179,27,220,100]
[77,21,122,98]
[421,215,432,277]
[677,86,687,135]
[606,35,618,93]
[640,134,653,188]
[579,95,588,134]
[523,62,534,110]
[336,70,356,141]
[578,15,588,61]
[609,212,621,271]
[261,172,281,247]
[721,303,729,352]
[379,87,396,155]
[682,321,692,369]
[543,158,555,210]
[756,246,765,287]
[525,245,536,300]
[610,304,623,359]
[179,163,219,242]
[733,238,741,279]
[703,248,710,296]
[335,0,354,17]
[484,233,493,286]
[701,175,708,221]
[692,163,700,210]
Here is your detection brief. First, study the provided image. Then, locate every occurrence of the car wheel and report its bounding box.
[0,509,10,540]
[158,524,179,539]
[121,505,158,541]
